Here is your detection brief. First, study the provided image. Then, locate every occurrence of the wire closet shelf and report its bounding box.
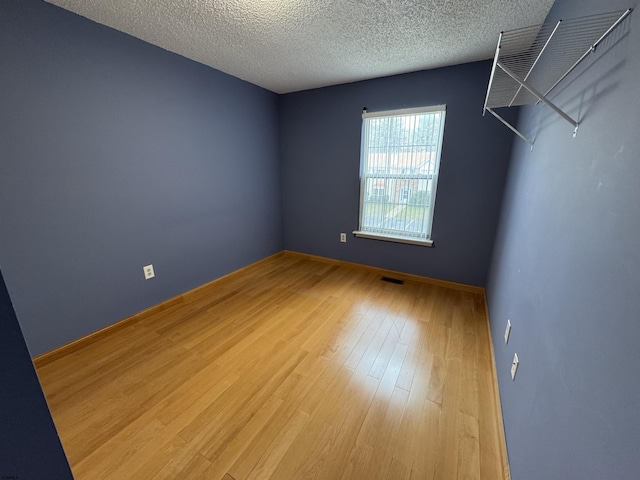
[483,8,632,146]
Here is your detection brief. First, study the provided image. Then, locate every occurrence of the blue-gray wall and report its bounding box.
[487,0,640,478]
[0,0,282,356]
[279,62,516,286]
[0,266,74,478]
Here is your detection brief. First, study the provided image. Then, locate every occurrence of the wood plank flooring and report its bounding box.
[36,253,507,480]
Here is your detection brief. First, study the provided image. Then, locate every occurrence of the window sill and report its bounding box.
[352,231,434,247]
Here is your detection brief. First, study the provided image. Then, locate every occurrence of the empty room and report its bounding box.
[1,0,639,479]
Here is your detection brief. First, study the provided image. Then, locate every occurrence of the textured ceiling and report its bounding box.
[44,0,556,94]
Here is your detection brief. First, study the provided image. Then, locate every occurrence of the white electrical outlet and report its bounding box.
[340,233,347,243]
[504,319,511,344]
[511,353,519,380]
[143,264,155,280]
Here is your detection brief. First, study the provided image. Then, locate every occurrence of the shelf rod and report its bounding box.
[483,32,503,116]
[486,108,533,146]
[543,8,632,97]
[508,20,562,108]
[497,61,579,129]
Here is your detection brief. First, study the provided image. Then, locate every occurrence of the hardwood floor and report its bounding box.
[36,253,508,480]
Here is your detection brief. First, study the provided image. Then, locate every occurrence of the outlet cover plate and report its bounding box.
[143,264,155,280]
[504,319,511,344]
[340,233,347,243]
[511,353,519,380]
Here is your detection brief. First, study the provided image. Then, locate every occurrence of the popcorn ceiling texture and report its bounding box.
[45,0,555,93]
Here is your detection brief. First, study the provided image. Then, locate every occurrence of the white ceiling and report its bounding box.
[45,0,556,94]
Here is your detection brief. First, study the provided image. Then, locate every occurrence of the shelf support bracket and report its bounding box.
[486,108,534,148]
[497,62,579,135]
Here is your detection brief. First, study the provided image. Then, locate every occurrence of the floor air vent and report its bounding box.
[381,276,404,285]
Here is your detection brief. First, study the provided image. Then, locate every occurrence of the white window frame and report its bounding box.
[353,105,446,247]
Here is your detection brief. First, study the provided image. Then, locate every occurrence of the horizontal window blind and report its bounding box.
[356,105,446,245]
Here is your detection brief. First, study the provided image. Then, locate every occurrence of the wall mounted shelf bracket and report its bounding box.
[483,8,632,147]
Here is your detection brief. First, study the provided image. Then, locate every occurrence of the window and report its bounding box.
[354,105,446,246]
